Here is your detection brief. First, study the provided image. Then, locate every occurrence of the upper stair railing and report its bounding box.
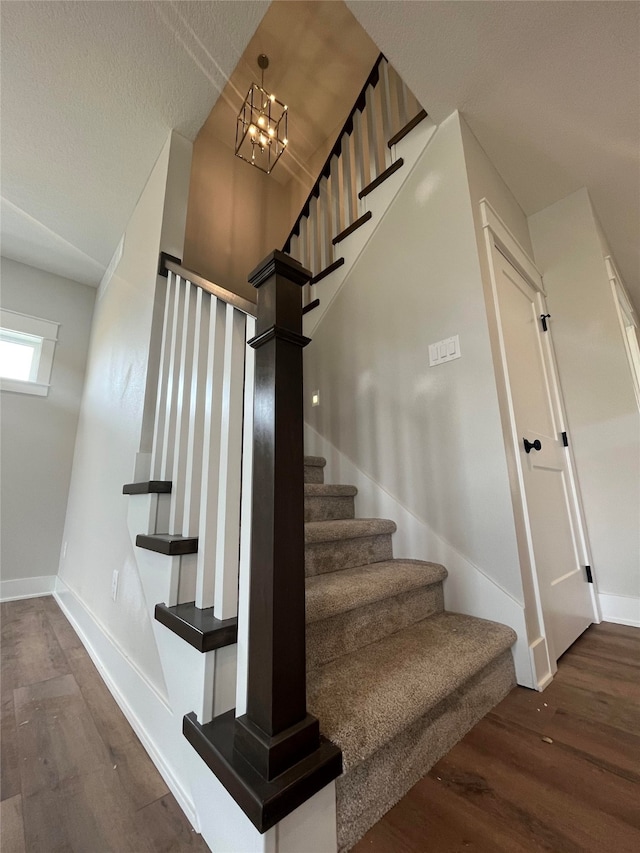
[284,54,425,293]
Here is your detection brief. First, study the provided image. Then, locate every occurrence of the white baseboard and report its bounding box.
[598,592,640,628]
[0,574,57,601]
[53,578,198,829]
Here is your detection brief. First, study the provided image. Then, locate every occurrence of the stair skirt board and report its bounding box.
[335,649,515,852]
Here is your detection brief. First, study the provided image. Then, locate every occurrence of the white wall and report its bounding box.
[59,131,192,697]
[0,259,95,596]
[304,112,535,682]
[528,189,640,611]
[458,117,544,644]
[183,132,290,302]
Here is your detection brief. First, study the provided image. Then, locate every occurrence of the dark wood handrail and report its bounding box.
[164,259,257,318]
[282,53,384,253]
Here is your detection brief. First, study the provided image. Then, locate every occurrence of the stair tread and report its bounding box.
[306,559,446,624]
[307,612,516,769]
[305,484,357,497]
[304,456,326,468]
[305,518,396,544]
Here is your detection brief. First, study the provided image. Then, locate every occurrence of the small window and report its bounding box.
[0,309,59,397]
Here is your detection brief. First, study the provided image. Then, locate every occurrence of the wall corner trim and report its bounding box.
[480,199,543,292]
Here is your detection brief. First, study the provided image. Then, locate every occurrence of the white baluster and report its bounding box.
[365,83,384,180]
[195,297,226,609]
[183,287,209,536]
[318,175,332,270]
[380,60,395,151]
[151,271,176,479]
[352,110,369,200]
[289,233,300,264]
[299,217,309,272]
[213,306,246,620]
[340,131,356,227]
[308,194,321,277]
[235,313,256,717]
[169,280,197,532]
[160,276,187,481]
[329,153,343,239]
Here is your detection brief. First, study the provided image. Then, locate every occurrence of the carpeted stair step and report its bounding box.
[305,483,357,522]
[307,612,517,852]
[306,559,447,668]
[305,518,396,577]
[304,455,326,484]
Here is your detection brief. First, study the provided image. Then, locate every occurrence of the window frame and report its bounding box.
[0,308,60,397]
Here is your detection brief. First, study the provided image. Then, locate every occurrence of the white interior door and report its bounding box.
[492,246,593,662]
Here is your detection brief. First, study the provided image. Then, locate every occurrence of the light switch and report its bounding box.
[429,335,461,366]
[311,390,320,407]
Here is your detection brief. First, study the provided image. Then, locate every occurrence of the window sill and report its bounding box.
[0,378,50,396]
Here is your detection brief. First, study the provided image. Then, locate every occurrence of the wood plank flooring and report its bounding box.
[352,622,640,853]
[0,596,209,853]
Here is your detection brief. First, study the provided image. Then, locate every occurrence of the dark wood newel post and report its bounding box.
[234,250,320,778]
[182,250,341,832]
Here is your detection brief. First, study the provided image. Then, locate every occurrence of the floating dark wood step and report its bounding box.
[183,710,342,833]
[122,481,172,495]
[332,211,373,246]
[135,534,198,556]
[302,299,320,316]
[155,602,237,652]
[311,258,345,285]
[359,159,404,200]
[387,109,429,149]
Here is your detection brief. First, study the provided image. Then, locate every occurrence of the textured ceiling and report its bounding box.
[3,0,639,308]
[347,0,640,309]
[1,0,268,285]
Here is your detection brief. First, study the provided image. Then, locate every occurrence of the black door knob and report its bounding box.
[523,438,542,454]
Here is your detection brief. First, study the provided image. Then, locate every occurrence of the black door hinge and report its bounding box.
[585,565,593,584]
[540,313,551,332]
[562,431,569,447]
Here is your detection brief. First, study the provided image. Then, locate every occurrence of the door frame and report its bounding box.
[479,199,600,690]
[605,255,640,410]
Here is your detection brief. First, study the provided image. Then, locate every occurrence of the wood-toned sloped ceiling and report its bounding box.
[183,1,379,299]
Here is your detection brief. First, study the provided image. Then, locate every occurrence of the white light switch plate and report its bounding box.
[429,335,461,366]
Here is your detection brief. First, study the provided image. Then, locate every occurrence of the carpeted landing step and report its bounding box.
[308,612,517,852]
[305,483,357,522]
[306,559,447,668]
[305,518,396,576]
[304,455,326,484]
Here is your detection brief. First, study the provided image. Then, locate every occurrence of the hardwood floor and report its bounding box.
[0,596,209,853]
[352,622,640,853]
[2,601,638,852]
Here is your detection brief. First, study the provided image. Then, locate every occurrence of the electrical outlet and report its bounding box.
[311,390,320,407]
[111,570,119,601]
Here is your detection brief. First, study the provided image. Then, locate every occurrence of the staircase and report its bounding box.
[122,52,517,853]
[302,456,516,852]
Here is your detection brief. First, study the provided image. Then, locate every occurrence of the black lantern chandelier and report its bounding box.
[235,55,288,175]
